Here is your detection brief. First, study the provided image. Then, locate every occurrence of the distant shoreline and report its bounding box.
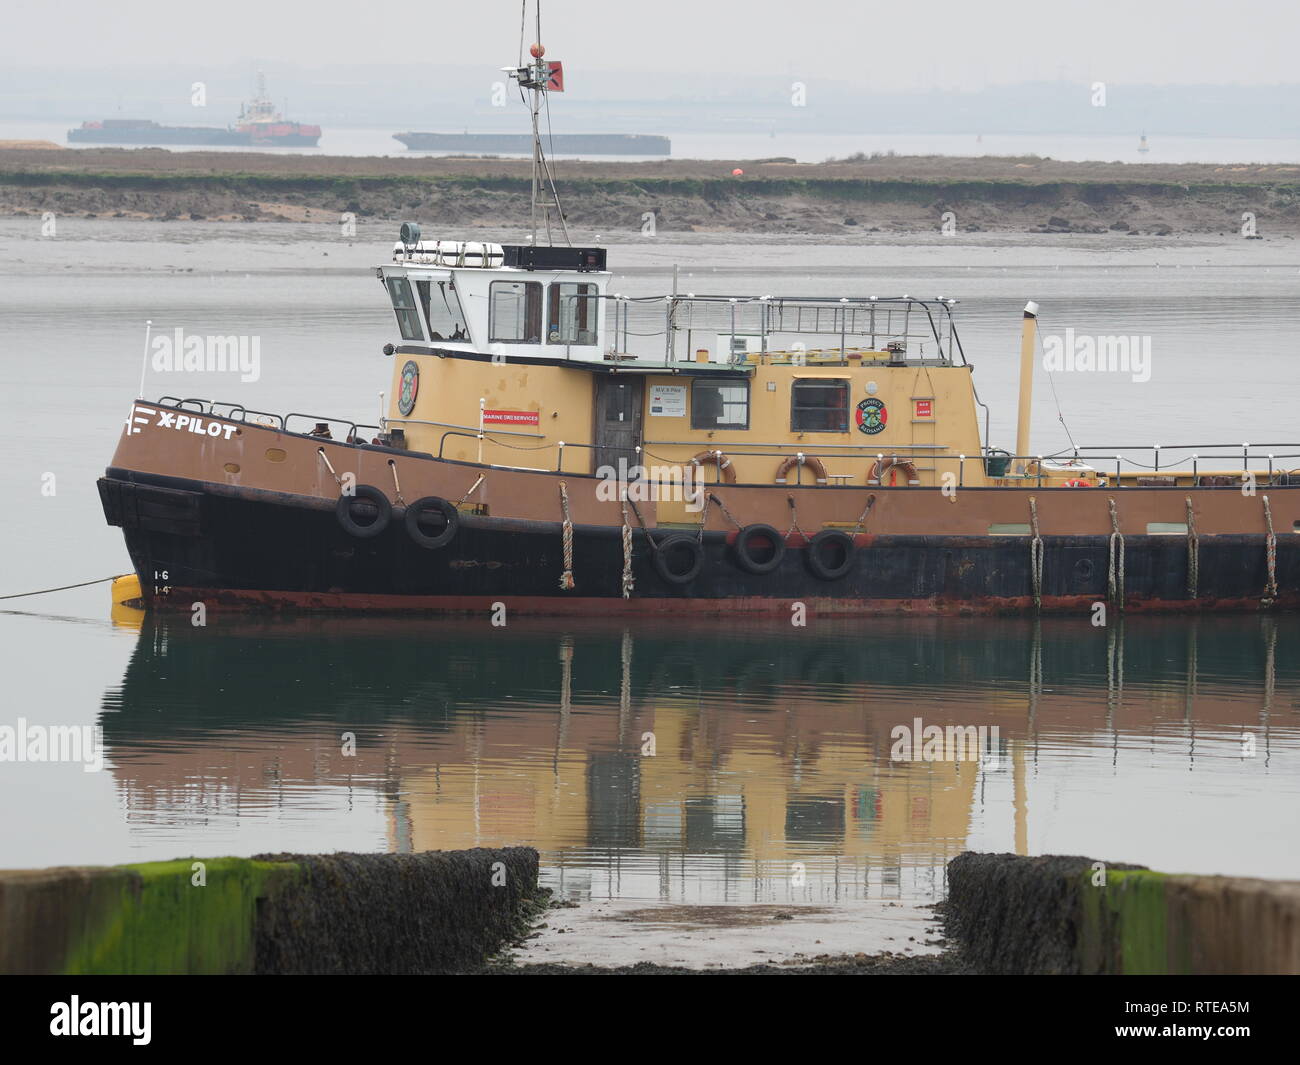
[2,149,1297,236]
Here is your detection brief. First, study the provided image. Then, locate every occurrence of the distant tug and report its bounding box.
[69,73,321,148]
[97,32,1298,616]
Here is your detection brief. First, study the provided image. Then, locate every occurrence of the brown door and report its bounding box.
[593,377,644,475]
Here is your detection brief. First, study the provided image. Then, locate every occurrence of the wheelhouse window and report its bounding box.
[386,277,424,341]
[416,278,469,342]
[791,379,849,432]
[489,280,543,343]
[547,282,599,345]
[691,378,749,430]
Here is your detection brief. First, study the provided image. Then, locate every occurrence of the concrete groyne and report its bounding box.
[946,852,1300,975]
[0,848,538,974]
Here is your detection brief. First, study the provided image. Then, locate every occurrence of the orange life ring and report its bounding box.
[1063,478,1094,488]
[775,453,828,485]
[867,455,921,486]
[690,449,737,484]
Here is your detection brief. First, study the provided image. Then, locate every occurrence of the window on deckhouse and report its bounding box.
[791,379,849,432]
[489,281,543,343]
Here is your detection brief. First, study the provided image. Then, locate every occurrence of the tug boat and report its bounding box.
[96,31,1299,618]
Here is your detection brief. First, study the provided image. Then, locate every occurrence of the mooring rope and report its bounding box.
[620,496,635,599]
[0,574,129,601]
[785,495,808,544]
[1185,496,1199,599]
[316,447,343,486]
[1107,497,1126,611]
[695,491,712,544]
[458,473,485,507]
[387,459,405,506]
[627,497,658,556]
[851,493,877,538]
[1263,494,1277,604]
[558,480,575,591]
[1028,496,1043,610]
[708,491,745,530]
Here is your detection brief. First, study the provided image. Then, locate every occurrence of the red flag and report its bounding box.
[546,61,564,92]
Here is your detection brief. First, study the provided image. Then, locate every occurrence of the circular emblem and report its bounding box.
[397,360,419,416]
[855,397,887,435]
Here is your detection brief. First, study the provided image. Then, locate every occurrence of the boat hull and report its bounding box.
[98,466,1300,616]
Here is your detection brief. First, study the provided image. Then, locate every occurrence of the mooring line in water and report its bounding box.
[0,575,129,600]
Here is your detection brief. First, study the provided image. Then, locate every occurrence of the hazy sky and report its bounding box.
[5,0,1299,90]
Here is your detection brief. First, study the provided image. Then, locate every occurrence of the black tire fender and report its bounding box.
[404,496,460,549]
[653,535,704,586]
[733,523,786,575]
[335,484,391,539]
[806,529,855,580]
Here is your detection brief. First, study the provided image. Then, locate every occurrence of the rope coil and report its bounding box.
[1263,494,1277,604]
[558,480,575,590]
[1028,496,1043,610]
[1107,497,1126,611]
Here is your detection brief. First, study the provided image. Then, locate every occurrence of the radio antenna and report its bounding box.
[508,1,570,246]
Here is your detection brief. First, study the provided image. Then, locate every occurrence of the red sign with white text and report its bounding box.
[915,399,933,418]
[483,409,541,426]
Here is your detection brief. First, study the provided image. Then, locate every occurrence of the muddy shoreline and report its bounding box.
[2,149,1297,236]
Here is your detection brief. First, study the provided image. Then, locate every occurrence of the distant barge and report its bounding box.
[68,73,320,148]
[393,131,670,155]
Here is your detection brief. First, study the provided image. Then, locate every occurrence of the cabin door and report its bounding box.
[593,377,644,475]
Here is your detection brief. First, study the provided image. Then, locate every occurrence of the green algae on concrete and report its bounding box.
[1077,868,1176,975]
[66,858,302,975]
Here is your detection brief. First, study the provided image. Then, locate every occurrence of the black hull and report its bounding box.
[99,470,1299,615]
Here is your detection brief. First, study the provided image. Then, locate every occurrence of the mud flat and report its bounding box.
[1,149,1297,236]
[498,853,1300,975]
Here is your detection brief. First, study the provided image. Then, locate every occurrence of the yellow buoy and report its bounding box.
[111,573,143,607]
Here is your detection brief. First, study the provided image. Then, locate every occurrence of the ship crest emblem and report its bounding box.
[398,361,420,416]
[855,397,887,435]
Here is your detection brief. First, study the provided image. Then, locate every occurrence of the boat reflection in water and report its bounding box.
[100,614,1300,901]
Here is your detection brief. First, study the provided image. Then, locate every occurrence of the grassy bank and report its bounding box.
[2,150,1298,234]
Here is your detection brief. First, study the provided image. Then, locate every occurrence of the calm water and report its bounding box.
[0,218,1297,901]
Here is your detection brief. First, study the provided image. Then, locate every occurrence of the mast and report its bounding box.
[508,2,570,246]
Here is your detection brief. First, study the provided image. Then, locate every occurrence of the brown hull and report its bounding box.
[101,402,1300,615]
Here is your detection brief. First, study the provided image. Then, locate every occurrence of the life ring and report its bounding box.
[336,484,391,538]
[867,455,920,486]
[404,495,460,549]
[1062,478,1094,488]
[653,535,704,586]
[806,529,856,580]
[690,450,736,484]
[775,453,828,485]
[733,523,786,575]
